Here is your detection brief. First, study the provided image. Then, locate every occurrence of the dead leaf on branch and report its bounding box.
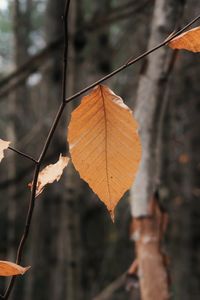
[0,260,30,276]
[68,85,142,220]
[29,155,69,196]
[168,26,200,52]
[0,139,10,163]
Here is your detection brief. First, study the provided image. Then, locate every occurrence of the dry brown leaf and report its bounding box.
[0,260,30,276]
[68,85,142,220]
[168,26,200,52]
[29,155,69,196]
[0,139,10,162]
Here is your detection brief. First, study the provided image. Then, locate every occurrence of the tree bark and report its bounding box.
[7,1,31,298]
[130,0,185,299]
[44,1,83,299]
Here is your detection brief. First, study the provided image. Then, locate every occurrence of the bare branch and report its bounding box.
[65,13,200,105]
[92,272,127,300]
[8,146,38,164]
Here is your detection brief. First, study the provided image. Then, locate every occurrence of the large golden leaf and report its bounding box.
[168,26,200,52]
[0,260,30,276]
[68,85,141,219]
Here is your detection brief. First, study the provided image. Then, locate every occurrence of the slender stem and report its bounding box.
[3,164,40,300]
[61,0,70,103]
[38,0,70,162]
[65,14,200,104]
[38,102,66,163]
[8,146,38,164]
[2,1,71,299]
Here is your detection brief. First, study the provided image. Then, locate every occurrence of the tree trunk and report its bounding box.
[44,1,83,299]
[165,1,200,297]
[7,0,31,298]
[130,0,185,299]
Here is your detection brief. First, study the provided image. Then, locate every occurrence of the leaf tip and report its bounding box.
[109,209,115,223]
[0,261,31,276]
[22,266,31,275]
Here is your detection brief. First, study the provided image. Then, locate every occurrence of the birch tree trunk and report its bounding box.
[130,0,185,299]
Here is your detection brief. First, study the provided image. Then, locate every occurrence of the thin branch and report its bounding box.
[8,146,38,164]
[61,0,70,103]
[127,259,138,275]
[0,38,60,90]
[35,0,70,164]
[2,164,40,300]
[93,272,127,300]
[0,75,28,100]
[65,13,200,104]
[2,1,71,299]
[92,260,139,300]
[108,0,144,13]
[0,147,66,190]
[38,103,66,162]
[155,49,179,190]
[85,0,150,31]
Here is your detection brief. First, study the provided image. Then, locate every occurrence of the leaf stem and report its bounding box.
[8,146,38,164]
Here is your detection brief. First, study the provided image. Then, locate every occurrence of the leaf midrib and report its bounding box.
[99,86,112,208]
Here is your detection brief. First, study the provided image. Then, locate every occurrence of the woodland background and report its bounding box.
[0,0,200,299]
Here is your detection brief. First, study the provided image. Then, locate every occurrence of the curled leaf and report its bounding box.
[68,85,142,220]
[0,260,30,276]
[0,139,10,162]
[29,155,69,196]
[168,26,200,52]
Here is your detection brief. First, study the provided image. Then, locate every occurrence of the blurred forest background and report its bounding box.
[0,0,200,299]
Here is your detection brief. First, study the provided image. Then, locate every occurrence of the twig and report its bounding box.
[127,259,138,275]
[8,146,38,164]
[2,1,71,299]
[85,0,150,31]
[2,165,40,299]
[0,38,60,90]
[84,260,138,300]
[0,147,66,190]
[61,0,70,103]
[92,272,127,300]
[2,11,200,299]
[65,13,200,104]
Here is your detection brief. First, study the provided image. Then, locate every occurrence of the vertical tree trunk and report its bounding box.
[44,1,83,299]
[165,1,200,296]
[130,0,185,299]
[7,0,31,298]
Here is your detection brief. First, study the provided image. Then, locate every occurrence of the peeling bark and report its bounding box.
[131,198,169,300]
